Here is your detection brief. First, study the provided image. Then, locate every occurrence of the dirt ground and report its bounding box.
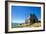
[16,22,41,28]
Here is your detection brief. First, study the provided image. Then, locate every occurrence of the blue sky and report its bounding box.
[11,6,41,23]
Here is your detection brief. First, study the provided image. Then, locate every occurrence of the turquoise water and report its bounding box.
[12,23,19,28]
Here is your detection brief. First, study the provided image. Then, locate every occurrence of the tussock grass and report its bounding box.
[14,22,41,28]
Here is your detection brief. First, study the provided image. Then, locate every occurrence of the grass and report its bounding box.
[12,22,41,28]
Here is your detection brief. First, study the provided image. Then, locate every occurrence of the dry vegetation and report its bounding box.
[16,22,41,28]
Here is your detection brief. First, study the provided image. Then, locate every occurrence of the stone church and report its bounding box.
[25,13,38,25]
